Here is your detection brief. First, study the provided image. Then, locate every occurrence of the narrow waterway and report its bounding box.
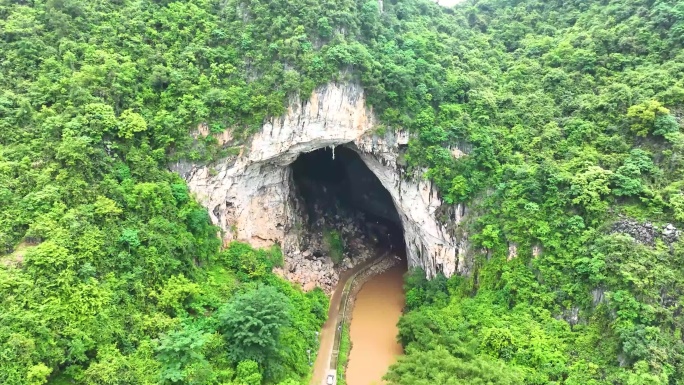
[346,263,406,385]
[310,257,381,385]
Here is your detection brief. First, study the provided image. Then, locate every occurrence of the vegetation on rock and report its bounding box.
[323,230,345,265]
[1,0,684,383]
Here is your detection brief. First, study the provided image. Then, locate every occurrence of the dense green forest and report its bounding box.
[2,0,684,384]
[381,1,684,384]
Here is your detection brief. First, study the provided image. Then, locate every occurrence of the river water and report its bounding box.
[346,264,405,385]
[310,257,382,385]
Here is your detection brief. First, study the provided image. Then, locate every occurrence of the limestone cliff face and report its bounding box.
[351,134,471,278]
[175,83,472,289]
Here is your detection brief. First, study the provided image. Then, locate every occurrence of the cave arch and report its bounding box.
[290,146,406,260]
[176,83,469,291]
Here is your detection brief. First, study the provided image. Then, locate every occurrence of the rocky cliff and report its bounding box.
[174,83,472,290]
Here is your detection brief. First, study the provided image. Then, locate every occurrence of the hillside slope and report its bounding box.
[1,0,684,384]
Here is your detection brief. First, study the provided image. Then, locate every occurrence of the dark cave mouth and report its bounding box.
[290,146,406,260]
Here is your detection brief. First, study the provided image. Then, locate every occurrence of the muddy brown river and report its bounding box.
[346,264,405,385]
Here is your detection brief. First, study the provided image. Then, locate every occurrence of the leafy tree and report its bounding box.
[217,286,293,367]
[627,101,672,137]
[26,364,51,385]
[156,326,211,385]
[235,360,262,385]
[480,327,516,360]
[384,346,523,385]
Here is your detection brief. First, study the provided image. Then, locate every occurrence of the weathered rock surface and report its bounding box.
[352,134,472,278]
[611,218,680,246]
[507,242,518,261]
[173,83,471,291]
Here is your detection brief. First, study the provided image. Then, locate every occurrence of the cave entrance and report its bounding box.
[290,146,406,263]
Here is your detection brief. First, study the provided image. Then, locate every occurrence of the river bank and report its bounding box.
[309,256,405,385]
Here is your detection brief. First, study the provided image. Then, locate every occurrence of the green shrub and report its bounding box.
[324,230,345,265]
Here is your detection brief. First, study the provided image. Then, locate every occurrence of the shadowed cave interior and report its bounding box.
[290,146,406,262]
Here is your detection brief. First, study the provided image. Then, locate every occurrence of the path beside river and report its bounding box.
[309,257,381,385]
